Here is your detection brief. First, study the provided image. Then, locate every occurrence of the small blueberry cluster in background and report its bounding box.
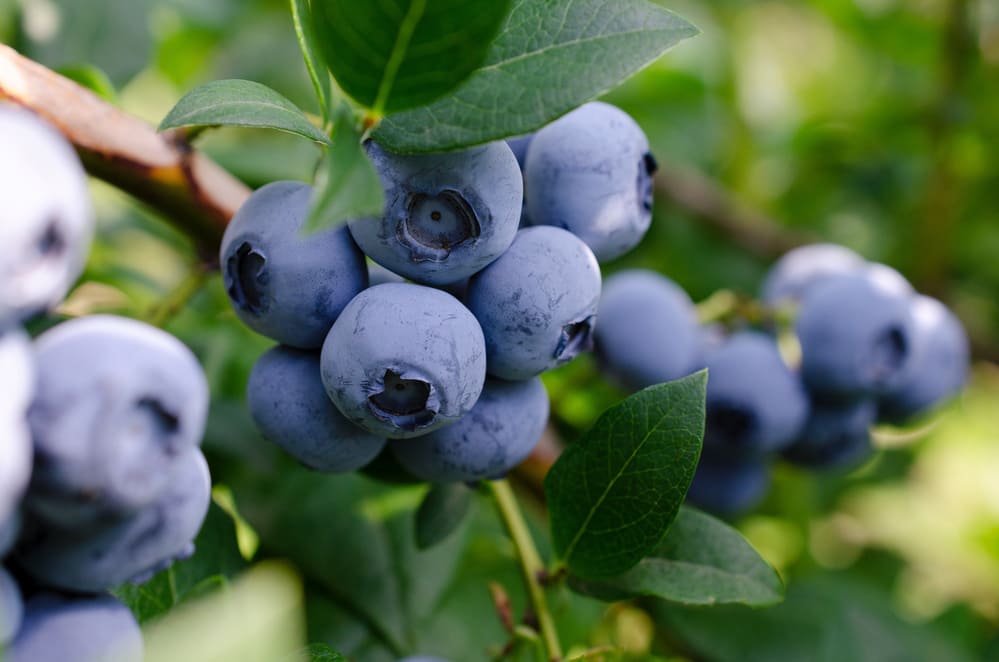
[230,101,656,485]
[0,105,212,661]
[592,242,970,515]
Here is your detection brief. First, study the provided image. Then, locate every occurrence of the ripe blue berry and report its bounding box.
[0,329,33,533]
[686,457,770,515]
[27,315,208,526]
[879,295,969,422]
[760,243,865,305]
[524,102,655,262]
[0,107,94,326]
[368,261,406,287]
[796,274,914,399]
[466,226,601,380]
[0,566,22,645]
[248,346,386,472]
[8,593,142,662]
[703,331,808,459]
[220,181,369,348]
[349,141,522,285]
[783,398,877,470]
[864,262,914,299]
[321,283,486,439]
[595,269,702,389]
[15,447,210,593]
[391,377,549,482]
[506,135,533,171]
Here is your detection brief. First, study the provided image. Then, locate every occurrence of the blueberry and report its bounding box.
[433,276,471,302]
[391,377,549,482]
[703,331,808,459]
[524,102,655,262]
[8,593,142,662]
[686,457,770,515]
[0,329,34,532]
[26,315,208,526]
[0,566,23,645]
[863,262,914,299]
[783,398,877,470]
[0,107,94,326]
[220,181,369,349]
[466,226,601,380]
[760,243,865,305]
[321,283,486,439]
[368,261,406,287]
[879,295,969,423]
[349,141,522,285]
[506,135,533,171]
[506,134,534,227]
[699,323,728,356]
[0,512,21,557]
[796,274,914,399]
[15,447,211,593]
[595,269,702,390]
[248,345,386,472]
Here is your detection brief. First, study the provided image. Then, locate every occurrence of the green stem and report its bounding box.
[487,479,563,662]
[146,265,209,328]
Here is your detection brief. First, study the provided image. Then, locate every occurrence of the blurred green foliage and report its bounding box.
[4,0,999,659]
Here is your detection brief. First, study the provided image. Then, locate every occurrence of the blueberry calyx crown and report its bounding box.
[132,396,182,455]
[397,189,481,262]
[638,152,658,214]
[35,217,66,261]
[867,324,908,386]
[368,369,438,431]
[226,241,268,315]
[555,315,596,364]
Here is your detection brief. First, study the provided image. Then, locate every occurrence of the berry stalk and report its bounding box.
[487,479,563,661]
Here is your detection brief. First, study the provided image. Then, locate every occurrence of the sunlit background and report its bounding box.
[3,0,999,659]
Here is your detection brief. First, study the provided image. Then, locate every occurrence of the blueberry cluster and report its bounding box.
[231,101,656,484]
[0,106,212,660]
[593,244,970,514]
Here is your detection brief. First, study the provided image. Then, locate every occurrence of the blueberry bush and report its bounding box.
[1,0,996,660]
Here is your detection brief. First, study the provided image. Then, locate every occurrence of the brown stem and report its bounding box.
[0,44,250,262]
[655,164,812,260]
[912,0,973,296]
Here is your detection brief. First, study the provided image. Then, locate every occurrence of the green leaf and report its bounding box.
[159,79,330,145]
[113,502,247,623]
[290,0,331,125]
[373,0,698,152]
[142,563,305,662]
[310,0,511,114]
[304,105,385,232]
[545,371,706,579]
[298,643,347,662]
[415,483,474,550]
[569,506,783,607]
[234,468,468,654]
[653,575,977,662]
